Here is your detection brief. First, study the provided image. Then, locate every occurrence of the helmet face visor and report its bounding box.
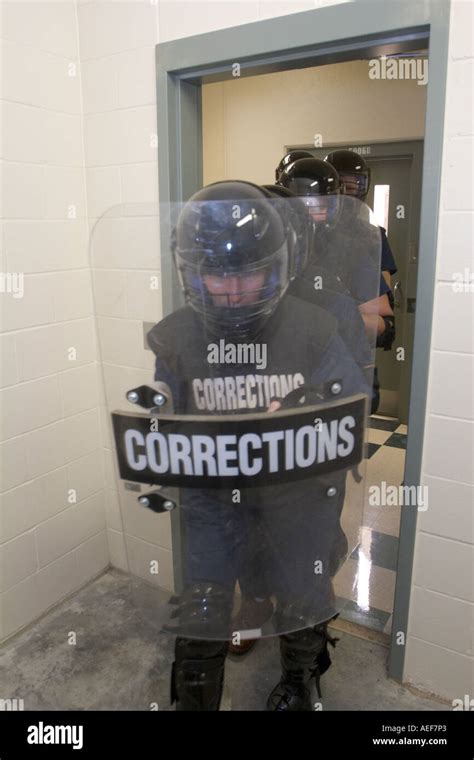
[339,172,370,200]
[175,243,290,340]
[173,190,295,339]
[301,192,342,226]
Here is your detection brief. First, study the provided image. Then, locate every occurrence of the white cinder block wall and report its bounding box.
[0,0,472,700]
[77,0,173,591]
[0,0,107,642]
[404,0,474,701]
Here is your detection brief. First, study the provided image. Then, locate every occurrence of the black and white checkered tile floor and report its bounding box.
[334,414,407,635]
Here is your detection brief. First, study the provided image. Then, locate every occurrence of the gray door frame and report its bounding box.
[155,0,451,682]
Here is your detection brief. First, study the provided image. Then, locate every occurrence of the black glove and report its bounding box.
[376,315,396,351]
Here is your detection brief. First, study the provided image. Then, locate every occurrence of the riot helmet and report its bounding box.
[278,157,343,227]
[275,150,313,183]
[325,149,371,200]
[173,181,292,340]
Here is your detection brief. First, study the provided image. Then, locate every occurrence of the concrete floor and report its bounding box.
[0,570,448,712]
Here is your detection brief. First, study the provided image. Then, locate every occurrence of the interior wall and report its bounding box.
[404,0,474,700]
[202,60,427,186]
[0,0,107,642]
[76,0,173,594]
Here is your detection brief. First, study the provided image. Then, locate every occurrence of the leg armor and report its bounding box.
[171,637,228,711]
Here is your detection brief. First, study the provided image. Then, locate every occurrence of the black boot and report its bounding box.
[266,622,339,711]
[171,637,228,711]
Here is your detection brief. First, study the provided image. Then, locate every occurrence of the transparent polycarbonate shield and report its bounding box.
[90,194,381,640]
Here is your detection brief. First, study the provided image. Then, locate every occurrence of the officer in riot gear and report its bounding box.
[277,157,390,314]
[269,167,376,372]
[325,150,397,411]
[278,157,394,414]
[127,181,379,711]
[224,183,375,659]
[325,149,397,351]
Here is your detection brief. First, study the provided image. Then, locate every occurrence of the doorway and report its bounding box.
[201,59,426,635]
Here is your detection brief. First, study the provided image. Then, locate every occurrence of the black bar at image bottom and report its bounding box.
[0,710,473,757]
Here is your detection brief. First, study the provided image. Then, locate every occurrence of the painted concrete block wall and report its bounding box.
[403,0,474,701]
[76,0,172,592]
[0,0,107,642]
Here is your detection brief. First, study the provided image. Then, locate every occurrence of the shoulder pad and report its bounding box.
[146,306,195,357]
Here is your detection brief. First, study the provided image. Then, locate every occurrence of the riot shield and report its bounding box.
[90,193,381,642]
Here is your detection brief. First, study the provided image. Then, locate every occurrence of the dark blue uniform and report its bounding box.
[380,226,397,276]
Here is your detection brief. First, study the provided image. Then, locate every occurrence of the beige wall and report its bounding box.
[203,60,427,186]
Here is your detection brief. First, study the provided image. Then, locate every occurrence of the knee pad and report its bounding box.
[281,626,326,657]
[167,582,233,638]
[280,622,339,672]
